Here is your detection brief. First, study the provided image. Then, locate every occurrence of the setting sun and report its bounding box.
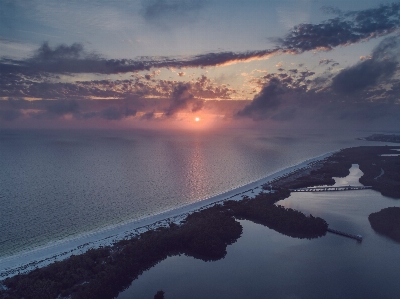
[195,117,200,122]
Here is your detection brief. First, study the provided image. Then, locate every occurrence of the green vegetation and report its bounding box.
[369,207,400,243]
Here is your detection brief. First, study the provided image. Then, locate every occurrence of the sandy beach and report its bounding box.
[0,151,335,279]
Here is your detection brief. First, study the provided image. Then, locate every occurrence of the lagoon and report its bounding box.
[119,165,400,299]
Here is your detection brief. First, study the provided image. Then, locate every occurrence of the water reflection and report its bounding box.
[331,164,363,186]
[183,137,208,201]
[118,165,400,299]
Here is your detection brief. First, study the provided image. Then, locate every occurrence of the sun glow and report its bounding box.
[195,117,200,122]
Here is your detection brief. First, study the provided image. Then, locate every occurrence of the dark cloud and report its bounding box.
[0,75,228,122]
[271,107,297,121]
[164,82,203,116]
[100,107,124,120]
[238,36,400,123]
[78,102,144,121]
[177,49,280,68]
[238,68,400,122]
[34,42,86,61]
[331,59,397,93]
[1,3,400,80]
[82,111,98,120]
[320,101,400,122]
[278,3,400,52]
[7,97,29,109]
[141,112,155,120]
[0,72,232,104]
[332,36,400,93]
[0,43,279,77]
[319,58,337,65]
[125,108,138,117]
[97,106,137,120]
[0,98,31,121]
[142,0,207,27]
[0,109,22,121]
[237,77,290,120]
[46,99,79,115]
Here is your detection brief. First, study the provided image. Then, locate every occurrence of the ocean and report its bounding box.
[0,128,386,275]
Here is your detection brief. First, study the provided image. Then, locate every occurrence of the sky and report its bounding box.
[1,0,400,131]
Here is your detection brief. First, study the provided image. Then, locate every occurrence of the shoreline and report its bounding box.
[0,151,335,279]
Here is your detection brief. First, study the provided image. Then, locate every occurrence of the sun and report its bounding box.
[195,117,200,122]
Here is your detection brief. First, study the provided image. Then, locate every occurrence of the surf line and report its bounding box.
[0,151,336,279]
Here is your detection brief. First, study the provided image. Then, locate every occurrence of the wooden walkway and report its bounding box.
[327,228,363,242]
[290,185,372,192]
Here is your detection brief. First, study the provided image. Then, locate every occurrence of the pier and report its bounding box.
[327,228,363,242]
[290,185,372,192]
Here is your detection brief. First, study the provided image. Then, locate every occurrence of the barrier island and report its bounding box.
[360,134,400,143]
[1,146,400,299]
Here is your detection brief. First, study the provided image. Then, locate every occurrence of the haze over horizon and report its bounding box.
[1,0,400,132]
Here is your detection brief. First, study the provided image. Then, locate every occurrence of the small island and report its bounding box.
[1,146,400,299]
[360,134,400,143]
[369,207,400,243]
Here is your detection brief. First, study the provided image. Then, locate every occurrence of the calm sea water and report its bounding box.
[119,165,400,299]
[0,128,383,260]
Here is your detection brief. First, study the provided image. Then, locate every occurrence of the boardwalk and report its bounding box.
[327,228,363,242]
[290,185,372,192]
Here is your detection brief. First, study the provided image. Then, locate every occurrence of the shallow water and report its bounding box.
[119,165,400,299]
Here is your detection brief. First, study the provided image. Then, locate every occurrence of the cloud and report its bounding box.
[0,43,281,77]
[0,75,231,122]
[332,36,400,93]
[141,0,207,27]
[6,97,30,109]
[144,70,161,80]
[319,58,337,66]
[271,107,297,121]
[0,109,22,121]
[0,64,233,100]
[277,3,400,52]
[164,82,203,116]
[238,36,400,123]
[140,111,155,120]
[46,99,79,115]
[331,59,397,94]
[1,3,400,81]
[34,42,86,61]
[236,77,291,120]
[99,106,137,120]
[360,55,372,61]
[3,3,400,127]
[0,69,234,104]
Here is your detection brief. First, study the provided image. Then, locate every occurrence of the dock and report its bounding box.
[290,185,372,192]
[327,228,363,242]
